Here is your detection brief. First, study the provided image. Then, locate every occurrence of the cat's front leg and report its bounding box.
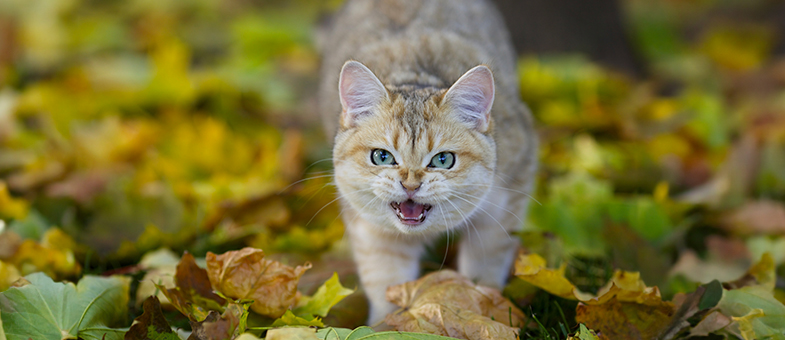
[457,189,526,288]
[346,211,424,325]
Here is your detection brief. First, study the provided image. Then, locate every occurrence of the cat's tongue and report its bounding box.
[399,200,426,219]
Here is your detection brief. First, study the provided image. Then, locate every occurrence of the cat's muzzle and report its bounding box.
[390,200,433,225]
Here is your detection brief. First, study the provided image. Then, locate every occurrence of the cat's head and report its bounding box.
[332,61,497,235]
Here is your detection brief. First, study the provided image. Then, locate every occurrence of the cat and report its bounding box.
[318,0,537,324]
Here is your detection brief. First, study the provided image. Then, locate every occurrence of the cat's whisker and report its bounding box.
[304,158,335,172]
[453,184,542,206]
[452,191,524,226]
[445,198,484,255]
[449,193,512,241]
[278,174,337,194]
[437,202,450,270]
[307,187,375,227]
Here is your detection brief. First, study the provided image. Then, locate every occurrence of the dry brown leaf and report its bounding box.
[722,200,785,235]
[669,250,748,283]
[575,298,675,340]
[384,270,525,340]
[157,251,226,322]
[206,247,311,318]
[690,311,732,337]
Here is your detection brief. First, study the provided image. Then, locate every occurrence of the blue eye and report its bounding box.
[429,152,455,169]
[371,149,396,165]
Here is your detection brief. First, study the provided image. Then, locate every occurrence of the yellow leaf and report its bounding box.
[0,260,21,291]
[515,254,676,340]
[9,228,81,279]
[0,181,29,220]
[513,253,594,301]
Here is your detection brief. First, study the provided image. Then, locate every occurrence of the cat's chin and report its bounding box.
[390,200,432,227]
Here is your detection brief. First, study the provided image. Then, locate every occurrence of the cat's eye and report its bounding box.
[429,152,455,169]
[371,149,396,165]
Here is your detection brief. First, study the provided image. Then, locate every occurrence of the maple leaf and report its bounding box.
[384,270,525,340]
[0,272,130,340]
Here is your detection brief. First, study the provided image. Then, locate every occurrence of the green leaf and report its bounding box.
[0,272,130,340]
[717,285,785,339]
[699,280,723,311]
[294,272,355,317]
[575,324,600,340]
[351,332,456,340]
[0,313,6,340]
[316,327,354,340]
[271,310,324,327]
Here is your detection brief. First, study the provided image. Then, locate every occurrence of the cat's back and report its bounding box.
[319,0,536,181]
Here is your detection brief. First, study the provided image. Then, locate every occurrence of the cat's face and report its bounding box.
[332,61,496,234]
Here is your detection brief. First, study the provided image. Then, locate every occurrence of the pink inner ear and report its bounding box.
[442,65,495,131]
[338,61,388,126]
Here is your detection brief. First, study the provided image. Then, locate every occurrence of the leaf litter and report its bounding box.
[1,0,785,339]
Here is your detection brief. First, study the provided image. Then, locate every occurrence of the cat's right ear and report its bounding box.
[338,61,389,128]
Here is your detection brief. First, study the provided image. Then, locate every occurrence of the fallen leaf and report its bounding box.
[135,248,180,307]
[668,250,747,284]
[158,252,226,322]
[575,298,674,340]
[722,200,785,235]
[188,300,250,340]
[315,326,458,339]
[657,281,720,340]
[384,270,525,340]
[271,309,324,327]
[0,230,21,259]
[266,327,319,340]
[9,228,81,279]
[726,253,776,290]
[0,260,21,291]
[567,324,600,340]
[125,296,180,340]
[513,253,593,300]
[206,247,311,318]
[515,254,676,339]
[717,286,785,339]
[515,253,669,306]
[294,272,355,317]
[690,310,732,337]
[0,181,28,220]
[0,272,130,340]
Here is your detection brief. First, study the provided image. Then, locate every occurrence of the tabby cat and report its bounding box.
[318,0,537,324]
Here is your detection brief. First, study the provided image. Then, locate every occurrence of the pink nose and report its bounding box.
[401,182,420,197]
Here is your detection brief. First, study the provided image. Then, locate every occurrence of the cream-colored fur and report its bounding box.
[318,0,537,324]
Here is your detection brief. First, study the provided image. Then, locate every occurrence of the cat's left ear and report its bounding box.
[442,65,495,132]
[339,61,389,128]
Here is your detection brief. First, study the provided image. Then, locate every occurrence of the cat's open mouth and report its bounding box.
[390,200,433,225]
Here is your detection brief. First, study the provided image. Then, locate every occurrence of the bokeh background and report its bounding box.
[1,0,784,332]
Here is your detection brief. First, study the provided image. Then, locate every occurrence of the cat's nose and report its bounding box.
[400,181,421,197]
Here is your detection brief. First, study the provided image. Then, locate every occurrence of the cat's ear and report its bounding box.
[339,61,389,128]
[442,65,495,132]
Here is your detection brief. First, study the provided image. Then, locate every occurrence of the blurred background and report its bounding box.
[1,0,784,328]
